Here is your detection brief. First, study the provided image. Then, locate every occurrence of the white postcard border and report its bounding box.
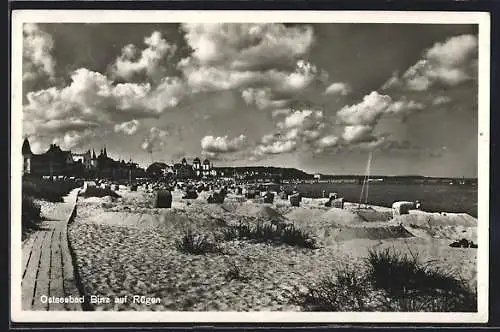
[10,9,490,323]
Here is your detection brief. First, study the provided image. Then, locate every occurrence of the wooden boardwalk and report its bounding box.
[22,188,83,311]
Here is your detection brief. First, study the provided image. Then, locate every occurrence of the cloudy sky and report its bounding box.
[22,23,479,177]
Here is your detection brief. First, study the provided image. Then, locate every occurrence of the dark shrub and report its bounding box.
[22,196,41,235]
[79,186,121,198]
[23,178,80,202]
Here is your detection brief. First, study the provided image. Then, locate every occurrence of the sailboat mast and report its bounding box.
[358,152,372,207]
[364,152,372,205]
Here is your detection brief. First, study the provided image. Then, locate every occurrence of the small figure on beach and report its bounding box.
[415,200,422,210]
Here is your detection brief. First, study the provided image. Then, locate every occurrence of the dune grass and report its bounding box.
[289,268,372,311]
[290,247,477,312]
[365,247,477,312]
[222,221,317,249]
[176,219,316,254]
[175,229,221,255]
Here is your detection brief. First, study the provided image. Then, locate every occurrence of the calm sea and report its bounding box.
[280,183,478,218]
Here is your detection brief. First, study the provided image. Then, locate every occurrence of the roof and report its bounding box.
[22,138,31,154]
[46,144,64,154]
[33,144,72,160]
[193,157,201,162]
[203,159,210,164]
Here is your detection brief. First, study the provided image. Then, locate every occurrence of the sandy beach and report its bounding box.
[66,186,478,311]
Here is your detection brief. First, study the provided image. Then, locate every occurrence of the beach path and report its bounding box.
[22,188,82,311]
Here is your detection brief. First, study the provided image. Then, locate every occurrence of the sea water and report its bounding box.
[281,182,477,217]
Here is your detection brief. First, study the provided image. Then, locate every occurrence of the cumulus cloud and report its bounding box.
[201,134,247,154]
[337,91,424,126]
[111,31,176,81]
[178,24,327,97]
[23,68,185,149]
[241,87,288,110]
[337,91,393,126]
[271,109,292,118]
[281,60,322,93]
[54,129,96,151]
[432,95,452,106]
[23,23,56,82]
[341,125,375,143]
[278,109,324,130]
[382,34,478,91]
[180,23,314,70]
[336,91,426,147]
[255,139,297,155]
[255,109,337,155]
[114,119,140,135]
[324,82,351,96]
[386,98,425,118]
[179,59,324,94]
[141,127,169,152]
[316,135,339,148]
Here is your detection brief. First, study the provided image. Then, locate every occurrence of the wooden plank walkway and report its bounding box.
[22,188,82,311]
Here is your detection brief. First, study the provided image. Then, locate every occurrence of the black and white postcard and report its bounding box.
[11,10,490,323]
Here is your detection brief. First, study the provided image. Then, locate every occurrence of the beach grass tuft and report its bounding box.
[289,267,371,311]
[290,247,477,312]
[221,221,317,249]
[175,229,221,255]
[365,247,477,311]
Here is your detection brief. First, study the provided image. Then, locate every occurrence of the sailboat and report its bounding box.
[357,151,373,210]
